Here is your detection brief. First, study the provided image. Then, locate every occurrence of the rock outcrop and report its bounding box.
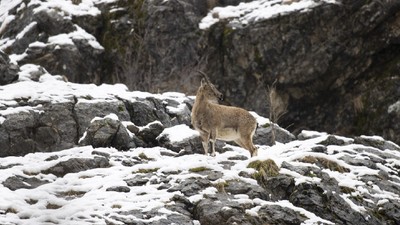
[0,65,293,157]
[201,0,400,144]
[0,51,18,85]
[1,0,400,143]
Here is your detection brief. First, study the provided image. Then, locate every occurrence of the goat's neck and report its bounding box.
[195,93,218,105]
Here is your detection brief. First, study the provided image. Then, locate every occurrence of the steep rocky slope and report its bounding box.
[1,60,400,225]
[1,0,399,144]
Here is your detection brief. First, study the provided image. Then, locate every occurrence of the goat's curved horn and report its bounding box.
[197,70,211,84]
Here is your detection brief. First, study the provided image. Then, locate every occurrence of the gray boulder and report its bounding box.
[42,157,110,177]
[225,179,270,200]
[193,194,308,225]
[125,97,172,127]
[354,135,400,151]
[0,108,39,156]
[168,177,211,196]
[106,186,131,193]
[253,123,296,146]
[157,124,203,154]
[79,114,133,150]
[74,99,130,137]
[136,121,165,147]
[253,204,308,225]
[36,101,77,151]
[0,51,19,85]
[194,196,245,225]
[3,175,49,191]
[164,98,193,126]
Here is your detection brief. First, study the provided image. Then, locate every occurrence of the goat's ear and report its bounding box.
[201,78,207,86]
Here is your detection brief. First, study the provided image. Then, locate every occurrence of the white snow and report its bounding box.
[299,130,328,138]
[166,104,187,114]
[157,124,199,143]
[28,41,47,48]
[15,22,37,40]
[48,33,75,46]
[0,102,398,224]
[360,135,385,142]
[90,113,119,123]
[388,100,400,114]
[45,24,104,50]
[31,0,101,17]
[199,0,338,29]
[0,0,22,23]
[250,111,271,126]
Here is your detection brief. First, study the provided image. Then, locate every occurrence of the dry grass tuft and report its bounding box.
[135,168,159,173]
[46,203,62,210]
[213,181,228,193]
[299,156,349,173]
[189,167,210,173]
[248,159,280,183]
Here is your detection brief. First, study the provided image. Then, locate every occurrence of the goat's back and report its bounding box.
[193,101,256,132]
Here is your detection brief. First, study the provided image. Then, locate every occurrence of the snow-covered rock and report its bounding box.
[0,50,18,85]
[0,130,399,224]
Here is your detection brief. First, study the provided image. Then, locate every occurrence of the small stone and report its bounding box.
[106,186,130,193]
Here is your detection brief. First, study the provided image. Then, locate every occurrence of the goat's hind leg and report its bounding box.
[238,136,258,157]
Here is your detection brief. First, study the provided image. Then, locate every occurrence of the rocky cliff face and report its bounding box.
[201,0,400,143]
[1,0,399,144]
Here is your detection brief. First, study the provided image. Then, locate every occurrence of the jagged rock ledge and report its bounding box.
[0,64,293,157]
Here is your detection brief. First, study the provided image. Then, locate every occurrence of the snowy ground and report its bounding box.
[0,126,399,224]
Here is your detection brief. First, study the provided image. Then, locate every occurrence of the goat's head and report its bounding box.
[197,72,224,102]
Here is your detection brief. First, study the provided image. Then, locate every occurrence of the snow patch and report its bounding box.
[388,100,400,114]
[0,0,22,23]
[91,113,119,123]
[250,111,271,126]
[157,124,199,143]
[15,21,37,40]
[199,0,338,29]
[166,104,187,114]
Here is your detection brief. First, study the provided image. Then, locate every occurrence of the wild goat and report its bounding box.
[191,72,258,157]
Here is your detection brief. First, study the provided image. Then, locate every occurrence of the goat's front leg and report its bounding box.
[200,132,210,155]
[210,130,217,157]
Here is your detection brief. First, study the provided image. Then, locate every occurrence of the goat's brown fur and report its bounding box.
[191,74,258,157]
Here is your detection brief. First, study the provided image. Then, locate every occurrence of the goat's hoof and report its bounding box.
[210,153,216,157]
